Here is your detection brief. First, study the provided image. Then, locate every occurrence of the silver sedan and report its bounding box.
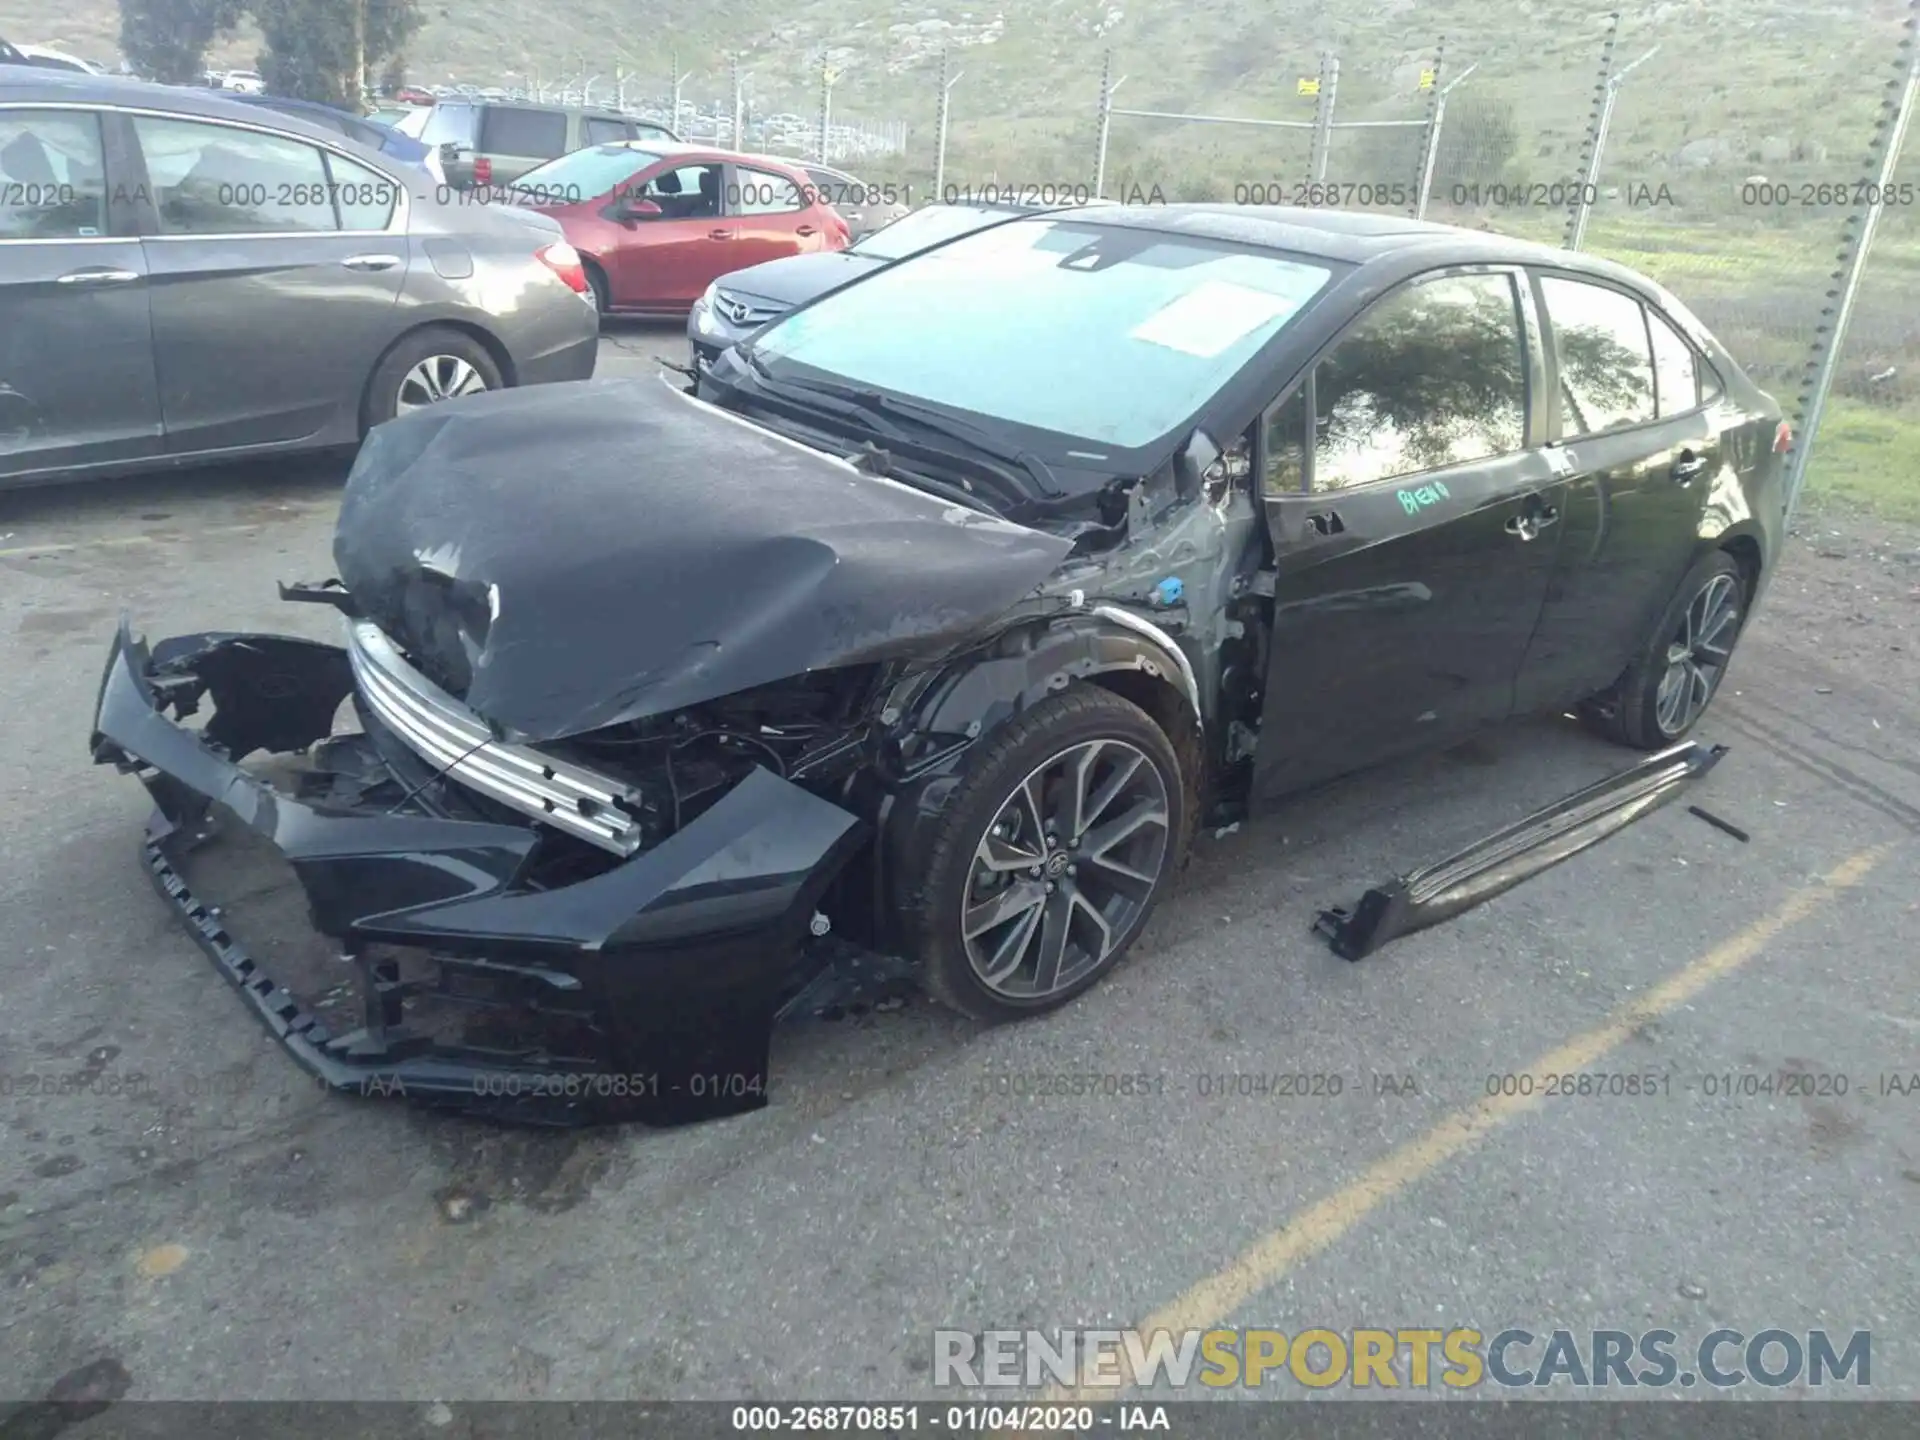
[0,68,599,487]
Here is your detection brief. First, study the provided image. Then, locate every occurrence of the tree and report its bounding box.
[119,0,244,84]
[252,0,421,109]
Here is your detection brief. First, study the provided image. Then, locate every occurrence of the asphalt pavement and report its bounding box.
[1,326,1916,1408]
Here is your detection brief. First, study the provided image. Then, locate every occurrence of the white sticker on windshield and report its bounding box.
[1128,281,1303,358]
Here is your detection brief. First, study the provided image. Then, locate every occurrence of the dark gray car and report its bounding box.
[0,68,600,487]
[687,200,1064,365]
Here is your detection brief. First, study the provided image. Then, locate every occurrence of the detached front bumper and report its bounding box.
[89,618,866,1126]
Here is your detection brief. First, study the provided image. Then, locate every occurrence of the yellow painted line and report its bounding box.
[0,519,315,560]
[1044,841,1895,1405]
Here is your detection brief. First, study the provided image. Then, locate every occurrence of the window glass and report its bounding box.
[1311,272,1527,493]
[1540,275,1656,434]
[326,152,399,231]
[477,106,568,158]
[581,116,629,146]
[512,145,659,204]
[634,123,675,142]
[1647,309,1699,416]
[749,218,1333,450]
[132,116,336,235]
[0,110,108,239]
[1263,385,1309,494]
[406,104,474,146]
[639,163,722,218]
[733,167,802,215]
[1701,359,1725,404]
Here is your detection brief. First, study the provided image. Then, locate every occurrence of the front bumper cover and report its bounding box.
[89,617,868,1126]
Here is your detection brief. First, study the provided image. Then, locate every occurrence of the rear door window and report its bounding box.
[732,166,804,215]
[0,109,109,239]
[477,106,568,158]
[1647,309,1701,416]
[581,116,629,146]
[1539,274,1657,436]
[131,115,337,235]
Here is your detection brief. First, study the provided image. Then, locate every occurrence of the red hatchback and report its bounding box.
[505,142,849,317]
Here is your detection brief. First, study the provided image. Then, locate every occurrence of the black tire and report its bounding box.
[899,686,1189,1023]
[360,326,503,432]
[1580,549,1748,750]
[583,260,610,317]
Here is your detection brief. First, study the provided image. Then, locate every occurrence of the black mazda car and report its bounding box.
[90,205,1788,1126]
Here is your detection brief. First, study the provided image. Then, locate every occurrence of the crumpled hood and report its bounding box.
[332,375,1073,743]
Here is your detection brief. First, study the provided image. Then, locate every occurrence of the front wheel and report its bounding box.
[899,686,1188,1022]
[1581,550,1748,749]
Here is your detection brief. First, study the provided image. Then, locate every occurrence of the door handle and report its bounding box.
[795,225,818,236]
[1504,505,1559,542]
[341,254,402,271]
[1670,451,1708,483]
[708,228,733,241]
[56,268,140,285]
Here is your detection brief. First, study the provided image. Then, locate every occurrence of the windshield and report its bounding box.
[509,145,663,201]
[852,204,1016,260]
[750,218,1334,451]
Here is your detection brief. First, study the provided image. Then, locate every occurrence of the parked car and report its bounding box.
[0,37,21,64]
[777,159,910,241]
[220,69,265,94]
[12,43,107,74]
[0,69,599,486]
[688,199,1089,365]
[87,203,1787,1125]
[506,141,848,316]
[210,90,445,180]
[391,98,678,190]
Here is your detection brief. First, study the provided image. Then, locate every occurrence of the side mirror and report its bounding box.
[620,196,663,219]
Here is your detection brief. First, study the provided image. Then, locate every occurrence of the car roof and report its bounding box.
[0,66,398,155]
[1040,201,1662,288]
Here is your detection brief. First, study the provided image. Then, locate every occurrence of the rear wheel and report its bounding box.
[1581,550,1747,749]
[900,687,1187,1022]
[361,326,502,431]
[583,260,610,316]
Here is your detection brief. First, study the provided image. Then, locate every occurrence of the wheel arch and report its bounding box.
[359,320,518,434]
[862,615,1206,954]
[1716,529,1764,605]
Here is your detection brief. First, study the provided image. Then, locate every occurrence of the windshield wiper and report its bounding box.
[736,347,1064,498]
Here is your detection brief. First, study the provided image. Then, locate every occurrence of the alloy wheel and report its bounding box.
[1655,571,1741,736]
[961,739,1172,1000]
[396,355,489,414]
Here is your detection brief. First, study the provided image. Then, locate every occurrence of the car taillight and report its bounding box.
[473,155,493,185]
[536,241,590,295]
[1773,419,1792,453]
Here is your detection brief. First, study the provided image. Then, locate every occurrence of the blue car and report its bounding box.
[208,91,443,179]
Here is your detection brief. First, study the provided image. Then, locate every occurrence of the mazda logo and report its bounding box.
[723,300,753,324]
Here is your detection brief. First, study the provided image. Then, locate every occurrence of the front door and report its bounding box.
[606,160,733,310]
[1252,267,1566,799]
[0,106,162,480]
[725,163,819,266]
[128,113,408,453]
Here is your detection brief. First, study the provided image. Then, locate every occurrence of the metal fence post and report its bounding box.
[1567,44,1658,251]
[1308,52,1339,182]
[1409,38,1445,217]
[1563,14,1620,249]
[934,48,964,201]
[730,56,743,146]
[1784,8,1920,523]
[818,64,837,162]
[1094,49,1114,197]
[1413,60,1480,220]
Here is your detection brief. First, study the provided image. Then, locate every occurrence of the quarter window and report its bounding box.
[326,152,399,231]
[1310,272,1527,493]
[1263,385,1309,494]
[132,116,337,235]
[1541,274,1656,435]
[1647,309,1700,416]
[581,116,629,146]
[0,110,108,240]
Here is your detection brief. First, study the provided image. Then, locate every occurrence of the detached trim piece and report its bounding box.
[346,619,646,856]
[1314,741,1728,961]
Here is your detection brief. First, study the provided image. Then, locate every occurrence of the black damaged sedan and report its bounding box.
[91,205,1789,1125]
